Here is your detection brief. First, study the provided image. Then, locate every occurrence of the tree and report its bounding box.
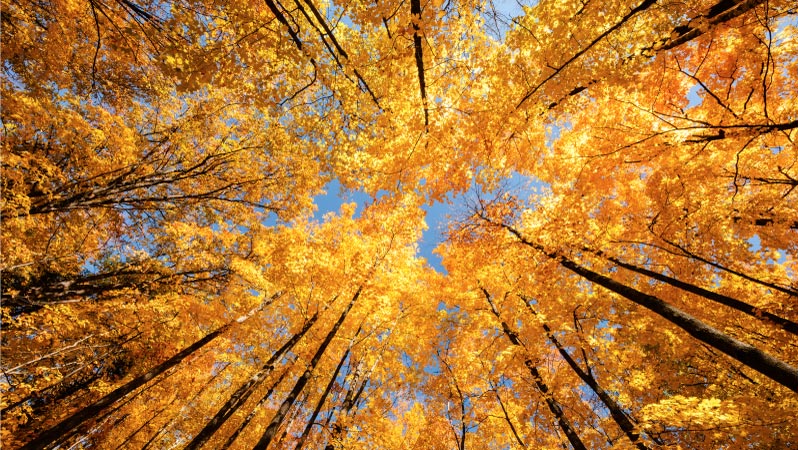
[16,294,281,450]
[3,0,797,448]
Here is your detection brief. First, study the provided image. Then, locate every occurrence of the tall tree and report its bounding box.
[252,286,362,449]
[3,0,797,448]
[17,293,281,450]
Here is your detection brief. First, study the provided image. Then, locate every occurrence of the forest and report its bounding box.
[1,0,796,448]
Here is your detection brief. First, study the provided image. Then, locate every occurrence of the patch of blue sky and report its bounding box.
[400,350,416,368]
[306,2,549,272]
[493,0,529,17]
[596,318,621,332]
[312,178,449,272]
[482,0,533,42]
[747,234,762,253]
[747,233,788,265]
[685,83,703,109]
[773,13,798,45]
[312,178,375,221]
[545,120,569,148]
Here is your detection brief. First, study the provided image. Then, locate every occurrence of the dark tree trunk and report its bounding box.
[410,0,429,127]
[219,367,288,450]
[3,267,229,316]
[323,357,369,450]
[340,360,364,414]
[491,219,798,392]
[482,288,588,450]
[294,332,358,450]
[658,236,797,296]
[185,312,319,449]
[652,0,766,52]
[591,249,798,335]
[491,381,526,448]
[252,286,362,450]
[141,362,232,450]
[519,295,651,450]
[19,293,281,450]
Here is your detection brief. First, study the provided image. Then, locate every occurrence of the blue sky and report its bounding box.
[312,172,542,273]
[311,0,532,273]
[312,179,455,271]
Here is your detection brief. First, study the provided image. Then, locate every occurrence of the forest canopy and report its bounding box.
[2,0,797,448]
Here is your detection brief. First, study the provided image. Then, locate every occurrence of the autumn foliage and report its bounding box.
[2,0,796,448]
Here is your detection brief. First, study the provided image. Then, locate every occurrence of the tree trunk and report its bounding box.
[141,362,232,450]
[294,329,360,450]
[252,286,362,450]
[323,358,368,450]
[185,312,319,449]
[658,236,797,296]
[482,288,588,450]
[490,380,526,448]
[340,359,364,414]
[591,249,798,335]
[219,366,289,450]
[19,292,282,450]
[652,0,766,52]
[493,220,798,392]
[2,345,132,418]
[519,295,651,450]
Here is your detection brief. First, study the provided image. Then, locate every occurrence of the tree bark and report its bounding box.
[656,236,798,297]
[252,286,362,450]
[649,0,766,52]
[323,358,368,450]
[294,329,359,450]
[490,218,798,392]
[141,362,232,450]
[18,292,282,450]
[482,288,588,450]
[591,249,798,335]
[519,295,651,450]
[490,380,526,448]
[185,312,319,449]
[219,366,289,450]
[410,0,429,128]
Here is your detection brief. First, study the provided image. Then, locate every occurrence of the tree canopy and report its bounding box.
[2,0,796,448]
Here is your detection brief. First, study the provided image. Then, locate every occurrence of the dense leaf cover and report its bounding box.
[2,0,796,448]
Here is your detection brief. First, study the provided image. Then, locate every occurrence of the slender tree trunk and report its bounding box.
[323,360,366,450]
[56,356,181,449]
[275,390,312,448]
[219,366,290,450]
[439,355,469,450]
[142,362,232,450]
[410,0,429,128]
[185,312,319,449]
[323,315,396,449]
[526,363,586,450]
[347,377,368,413]
[252,286,362,450]
[115,395,178,449]
[294,329,360,450]
[490,380,526,448]
[517,294,651,450]
[657,236,798,296]
[340,360,364,414]
[482,288,588,450]
[2,344,131,418]
[490,218,798,392]
[3,268,231,315]
[590,249,798,335]
[652,0,766,51]
[19,292,282,450]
